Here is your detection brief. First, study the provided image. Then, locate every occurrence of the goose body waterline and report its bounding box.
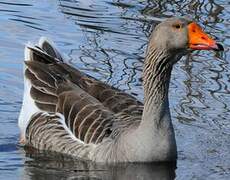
[18,17,223,163]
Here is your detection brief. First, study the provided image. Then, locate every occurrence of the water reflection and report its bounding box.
[59,0,147,97]
[23,149,176,180]
[141,0,224,21]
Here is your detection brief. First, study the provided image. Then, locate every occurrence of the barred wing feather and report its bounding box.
[19,38,142,152]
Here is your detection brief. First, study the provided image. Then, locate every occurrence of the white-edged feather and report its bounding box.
[38,37,56,49]
[18,39,76,143]
[55,112,84,143]
[38,37,67,61]
[18,44,41,141]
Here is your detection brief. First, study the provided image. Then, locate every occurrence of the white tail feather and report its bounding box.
[18,37,68,141]
[18,45,41,141]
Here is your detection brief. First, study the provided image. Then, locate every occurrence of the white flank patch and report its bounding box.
[18,45,41,140]
[18,38,70,142]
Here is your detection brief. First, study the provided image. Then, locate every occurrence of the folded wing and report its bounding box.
[21,38,143,146]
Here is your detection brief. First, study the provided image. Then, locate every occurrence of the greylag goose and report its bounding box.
[18,17,223,163]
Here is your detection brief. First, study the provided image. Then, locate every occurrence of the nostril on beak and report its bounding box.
[201,36,206,40]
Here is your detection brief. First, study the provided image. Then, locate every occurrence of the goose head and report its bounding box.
[148,17,224,60]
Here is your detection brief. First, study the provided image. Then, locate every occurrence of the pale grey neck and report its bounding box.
[122,47,177,161]
[143,48,172,105]
[141,47,175,128]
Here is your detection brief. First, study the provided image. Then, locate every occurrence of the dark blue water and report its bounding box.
[0,0,229,179]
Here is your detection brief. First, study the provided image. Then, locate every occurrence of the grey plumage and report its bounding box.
[22,37,144,162]
[19,17,221,162]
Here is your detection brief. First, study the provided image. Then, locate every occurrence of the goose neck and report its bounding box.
[141,48,175,127]
[143,49,173,107]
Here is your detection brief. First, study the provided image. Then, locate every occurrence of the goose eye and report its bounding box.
[173,24,182,29]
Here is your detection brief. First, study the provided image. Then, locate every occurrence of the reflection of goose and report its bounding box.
[23,149,176,180]
[18,17,223,163]
[23,148,176,180]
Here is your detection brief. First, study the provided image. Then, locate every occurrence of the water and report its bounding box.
[0,0,229,179]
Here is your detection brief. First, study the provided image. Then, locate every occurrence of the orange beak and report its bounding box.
[188,22,223,51]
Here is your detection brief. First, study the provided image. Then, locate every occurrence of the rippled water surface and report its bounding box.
[0,0,229,179]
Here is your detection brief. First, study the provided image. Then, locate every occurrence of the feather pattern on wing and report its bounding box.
[23,38,143,147]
